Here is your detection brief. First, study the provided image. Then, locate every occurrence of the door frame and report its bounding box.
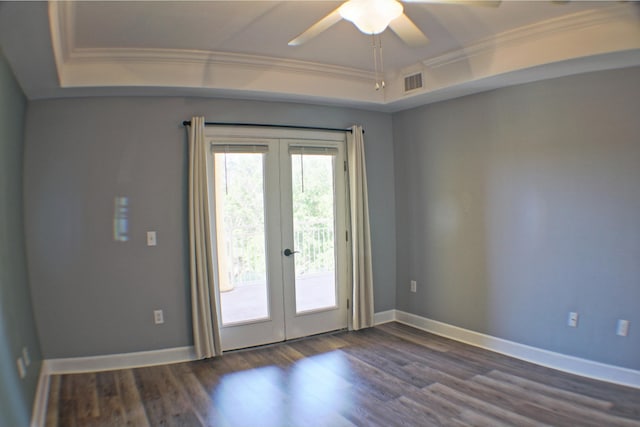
[205,126,349,351]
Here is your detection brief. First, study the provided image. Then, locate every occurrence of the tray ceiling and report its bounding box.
[1,1,639,111]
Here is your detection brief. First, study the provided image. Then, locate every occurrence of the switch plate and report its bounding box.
[410,280,417,293]
[17,357,26,379]
[616,319,630,337]
[568,312,579,328]
[147,231,157,246]
[154,309,164,324]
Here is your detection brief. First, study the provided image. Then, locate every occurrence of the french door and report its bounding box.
[206,127,348,351]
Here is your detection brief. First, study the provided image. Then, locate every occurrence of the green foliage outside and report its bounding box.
[292,154,336,275]
[218,153,336,284]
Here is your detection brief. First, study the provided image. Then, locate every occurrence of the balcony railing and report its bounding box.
[225,223,334,284]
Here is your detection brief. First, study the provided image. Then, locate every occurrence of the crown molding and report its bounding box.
[48,1,640,109]
[50,1,372,81]
[48,0,74,75]
[67,47,375,83]
[422,5,633,70]
[48,1,383,104]
[382,3,640,110]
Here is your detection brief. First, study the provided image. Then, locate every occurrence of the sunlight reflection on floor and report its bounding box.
[210,351,354,426]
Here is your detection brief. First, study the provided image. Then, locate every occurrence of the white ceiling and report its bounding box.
[1,1,639,112]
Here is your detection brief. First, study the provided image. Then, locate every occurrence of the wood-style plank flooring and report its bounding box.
[45,322,640,426]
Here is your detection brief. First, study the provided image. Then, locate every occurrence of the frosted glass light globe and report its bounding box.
[339,0,404,35]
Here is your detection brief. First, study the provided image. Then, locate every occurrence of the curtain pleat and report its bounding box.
[347,125,375,330]
[188,116,222,358]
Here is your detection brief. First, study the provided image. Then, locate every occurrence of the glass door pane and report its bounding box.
[291,153,337,314]
[214,152,269,325]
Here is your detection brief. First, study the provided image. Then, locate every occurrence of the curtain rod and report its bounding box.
[182,121,360,134]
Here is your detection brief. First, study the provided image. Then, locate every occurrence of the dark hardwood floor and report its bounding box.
[45,322,640,426]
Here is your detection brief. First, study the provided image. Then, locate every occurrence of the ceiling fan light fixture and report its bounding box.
[339,0,404,35]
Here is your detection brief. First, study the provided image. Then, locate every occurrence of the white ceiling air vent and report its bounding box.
[404,72,423,93]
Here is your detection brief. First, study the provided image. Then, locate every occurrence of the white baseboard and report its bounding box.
[373,309,396,325]
[30,364,50,427]
[376,309,640,389]
[42,346,196,375]
[29,347,195,427]
[29,314,639,427]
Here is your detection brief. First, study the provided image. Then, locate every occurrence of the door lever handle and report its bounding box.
[283,248,299,256]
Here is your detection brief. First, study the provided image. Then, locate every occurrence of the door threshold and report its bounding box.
[223,328,348,355]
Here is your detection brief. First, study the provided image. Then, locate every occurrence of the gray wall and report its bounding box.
[393,66,640,369]
[21,51,638,374]
[0,49,42,427]
[24,97,396,358]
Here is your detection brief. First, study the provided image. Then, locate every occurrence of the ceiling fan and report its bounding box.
[288,0,502,48]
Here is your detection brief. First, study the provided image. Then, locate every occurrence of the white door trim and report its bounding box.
[205,126,348,350]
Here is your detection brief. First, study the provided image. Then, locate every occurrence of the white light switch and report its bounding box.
[568,312,579,328]
[147,231,157,246]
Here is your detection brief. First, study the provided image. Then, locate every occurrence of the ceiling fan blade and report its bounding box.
[288,7,343,46]
[388,13,429,47]
[403,0,502,7]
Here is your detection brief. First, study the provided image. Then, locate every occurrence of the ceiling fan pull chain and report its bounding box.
[372,34,380,90]
[371,34,385,91]
[378,35,386,89]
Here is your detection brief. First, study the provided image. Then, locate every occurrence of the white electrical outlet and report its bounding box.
[154,309,164,324]
[147,231,157,246]
[568,312,579,328]
[616,319,630,337]
[22,347,30,367]
[16,357,26,379]
[410,280,417,293]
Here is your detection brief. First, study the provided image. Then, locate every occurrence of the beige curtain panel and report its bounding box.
[188,116,222,358]
[347,125,375,330]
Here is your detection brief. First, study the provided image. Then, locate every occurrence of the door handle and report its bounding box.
[283,248,299,257]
